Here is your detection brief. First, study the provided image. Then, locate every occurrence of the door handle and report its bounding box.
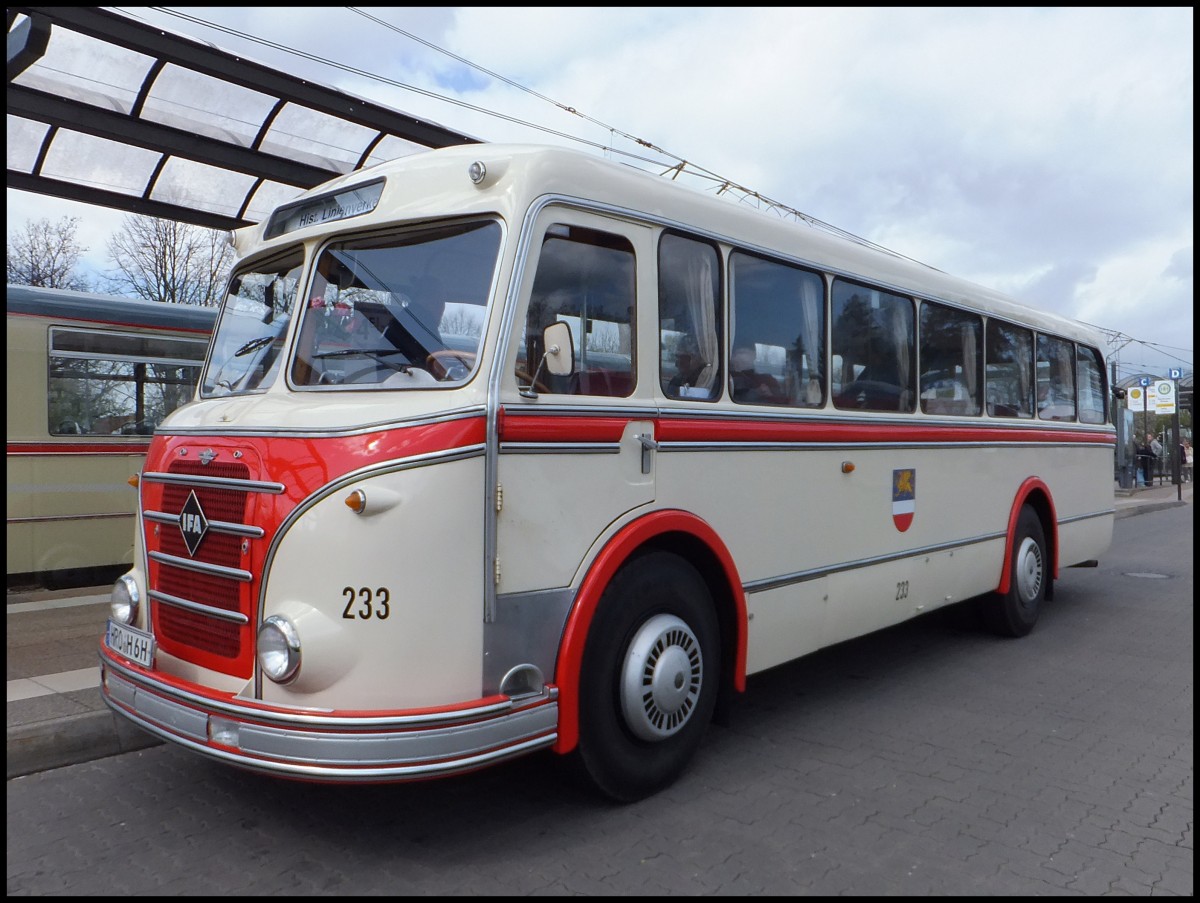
[636,434,658,474]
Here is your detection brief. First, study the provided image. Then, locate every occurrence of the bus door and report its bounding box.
[494,210,654,607]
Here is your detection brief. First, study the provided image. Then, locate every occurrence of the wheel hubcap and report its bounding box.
[1015,536,1044,606]
[620,614,703,741]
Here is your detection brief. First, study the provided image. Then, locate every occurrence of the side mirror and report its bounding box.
[542,321,574,377]
[1112,387,1127,400]
[519,321,575,398]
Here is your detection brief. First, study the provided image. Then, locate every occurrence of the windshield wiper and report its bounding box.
[314,347,414,374]
[233,335,276,357]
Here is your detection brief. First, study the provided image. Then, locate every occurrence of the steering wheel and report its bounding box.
[426,350,477,381]
[515,367,551,395]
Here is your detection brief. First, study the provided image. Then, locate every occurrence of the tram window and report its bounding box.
[48,327,208,436]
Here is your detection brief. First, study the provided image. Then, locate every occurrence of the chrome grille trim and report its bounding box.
[144,510,264,538]
[142,471,284,493]
[149,550,253,582]
[149,589,250,624]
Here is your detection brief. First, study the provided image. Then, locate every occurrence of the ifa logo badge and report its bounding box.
[892,468,915,532]
[178,490,210,556]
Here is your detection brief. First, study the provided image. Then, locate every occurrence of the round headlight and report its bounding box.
[257,615,301,684]
[110,574,140,625]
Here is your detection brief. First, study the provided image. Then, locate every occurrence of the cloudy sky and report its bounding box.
[8,7,1193,382]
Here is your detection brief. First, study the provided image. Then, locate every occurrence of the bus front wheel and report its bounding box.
[575,550,719,803]
[983,506,1047,638]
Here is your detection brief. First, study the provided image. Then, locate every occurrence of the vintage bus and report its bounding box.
[7,285,216,588]
[99,144,1116,801]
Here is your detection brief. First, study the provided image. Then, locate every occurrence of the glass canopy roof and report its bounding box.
[7,7,479,231]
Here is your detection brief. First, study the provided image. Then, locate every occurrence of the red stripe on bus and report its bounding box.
[498,412,630,443]
[495,412,1115,446]
[7,442,151,455]
[657,418,1114,445]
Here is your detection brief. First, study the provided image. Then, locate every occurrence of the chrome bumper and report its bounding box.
[99,650,558,782]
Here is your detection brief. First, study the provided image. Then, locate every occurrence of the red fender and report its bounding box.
[998,478,1058,594]
[552,509,747,754]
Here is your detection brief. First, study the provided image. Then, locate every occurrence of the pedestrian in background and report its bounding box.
[1136,433,1156,487]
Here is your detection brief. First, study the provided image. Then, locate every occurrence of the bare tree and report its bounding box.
[6,216,91,289]
[103,215,232,306]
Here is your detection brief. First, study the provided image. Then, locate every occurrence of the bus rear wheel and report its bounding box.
[983,505,1047,638]
[575,550,719,803]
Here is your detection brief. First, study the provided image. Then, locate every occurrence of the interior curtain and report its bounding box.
[686,251,718,390]
[891,302,910,406]
[800,278,822,404]
[962,321,978,399]
[1017,330,1032,414]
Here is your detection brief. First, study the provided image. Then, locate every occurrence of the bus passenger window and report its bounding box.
[831,279,913,412]
[919,301,982,416]
[729,252,824,407]
[984,321,1034,418]
[1076,345,1106,424]
[659,233,721,400]
[520,224,636,397]
[1036,333,1076,422]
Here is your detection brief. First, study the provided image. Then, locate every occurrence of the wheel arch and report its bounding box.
[998,478,1058,597]
[552,509,747,754]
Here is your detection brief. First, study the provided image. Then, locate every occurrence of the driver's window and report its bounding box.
[517,223,636,397]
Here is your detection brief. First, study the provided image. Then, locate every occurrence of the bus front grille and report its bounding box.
[146,460,255,665]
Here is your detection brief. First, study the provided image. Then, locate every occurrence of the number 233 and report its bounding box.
[342,586,390,620]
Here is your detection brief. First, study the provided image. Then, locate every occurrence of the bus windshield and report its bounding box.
[290,220,501,389]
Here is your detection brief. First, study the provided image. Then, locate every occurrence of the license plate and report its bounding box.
[106,620,156,668]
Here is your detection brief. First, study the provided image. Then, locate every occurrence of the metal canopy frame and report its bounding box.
[7,7,479,231]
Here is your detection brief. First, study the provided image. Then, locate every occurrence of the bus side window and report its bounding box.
[1076,345,1106,424]
[1036,333,1076,422]
[729,251,824,408]
[919,301,982,416]
[831,279,914,412]
[521,225,636,397]
[658,232,722,400]
[985,320,1034,418]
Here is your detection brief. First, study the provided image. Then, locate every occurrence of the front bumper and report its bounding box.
[99,645,558,783]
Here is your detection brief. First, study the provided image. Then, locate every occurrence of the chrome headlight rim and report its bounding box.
[110,574,140,625]
[257,615,302,684]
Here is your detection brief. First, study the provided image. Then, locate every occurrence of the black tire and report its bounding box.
[574,550,719,803]
[982,506,1047,638]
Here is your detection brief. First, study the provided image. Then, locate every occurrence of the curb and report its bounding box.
[6,706,162,780]
[1114,499,1187,520]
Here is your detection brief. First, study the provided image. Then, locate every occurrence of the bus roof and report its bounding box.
[6,284,218,333]
[238,143,1104,349]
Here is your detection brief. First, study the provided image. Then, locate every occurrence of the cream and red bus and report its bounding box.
[100,144,1116,801]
